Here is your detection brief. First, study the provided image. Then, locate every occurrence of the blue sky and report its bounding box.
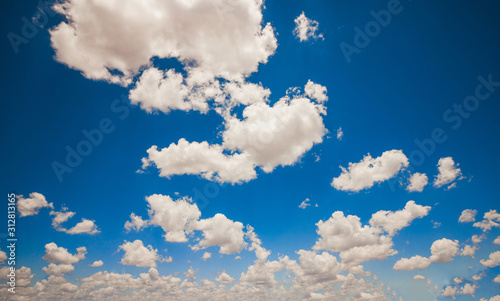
[1,0,500,300]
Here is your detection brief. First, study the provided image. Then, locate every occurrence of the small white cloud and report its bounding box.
[460,283,477,297]
[42,263,74,276]
[293,12,323,42]
[494,275,500,283]
[336,127,343,141]
[406,172,428,192]
[124,213,149,232]
[191,214,245,255]
[118,240,161,268]
[392,255,431,271]
[369,201,431,236]
[17,192,53,217]
[304,80,328,102]
[413,275,426,280]
[453,277,463,284]
[472,234,484,244]
[215,271,235,284]
[42,243,86,264]
[299,198,311,209]
[50,209,76,231]
[472,272,485,281]
[90,260,103,267]
[493,236,500,245]
[480,251,500,268]
[461,245,478,258]
[429,238,459,263]
[331,150,409,192]
[65,219,100,235]
[201,252,212,261]
[441,286,458,299]
[473,210,500,232]
[433,157,463,188]
[459,209,477,223]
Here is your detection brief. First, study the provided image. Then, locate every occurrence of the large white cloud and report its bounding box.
[222,96,327,173]
[118,240,162,268]
[433,157,462,188]
[50,0,277,85]
[331,150,409,192]
[142,88,327,183]
[42,242,86,264]
[17,192,53,217]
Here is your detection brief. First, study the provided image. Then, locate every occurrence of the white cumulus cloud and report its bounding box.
[118,240,162,268]
[433,157,462,188]
[42,243,86,264]
[17,192,53,217]
[406,172,428,192]
[331,150,409,192]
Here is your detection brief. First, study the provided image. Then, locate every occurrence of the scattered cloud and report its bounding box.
[293,12,323,42]
[42,243,86,264]
[393,256,431,271]
[201,252,212,261]
[90,260,103,267]
[433,157,463,188]
[331,150,409,192]
[461,245,478,258]
[17,192,53,217]
[459,209,477,223]
[480,251,500,268]
[118,240,163,268]
[42,263,74,276]
[406,172,428,192]
[299,198,311,209]
[65,219,100,235]
[369,200,431,236]
[429,238,460,263]
[336,127,343,141]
